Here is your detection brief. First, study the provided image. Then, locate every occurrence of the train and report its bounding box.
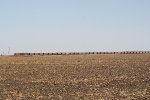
[14,51,150,56]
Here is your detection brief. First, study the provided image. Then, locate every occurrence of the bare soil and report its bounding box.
[0,54,150,100]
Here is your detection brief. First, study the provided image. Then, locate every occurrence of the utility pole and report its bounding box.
[0,49,4,56]
[8,47,11,55]
[0,49,2,56]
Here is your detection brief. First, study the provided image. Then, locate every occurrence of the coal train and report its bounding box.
[14,51,150,56]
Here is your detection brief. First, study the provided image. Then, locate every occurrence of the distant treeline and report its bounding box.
[14,51,150,56]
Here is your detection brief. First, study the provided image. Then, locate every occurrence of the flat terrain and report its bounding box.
[0,54,150,100]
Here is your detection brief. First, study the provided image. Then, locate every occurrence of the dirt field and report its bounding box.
[0,54,150,100]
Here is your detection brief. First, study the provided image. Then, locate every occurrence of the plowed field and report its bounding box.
[0,54,150,99]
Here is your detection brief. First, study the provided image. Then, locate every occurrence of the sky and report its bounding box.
[0,0,150,54]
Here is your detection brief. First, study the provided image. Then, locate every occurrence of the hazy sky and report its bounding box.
[0,0,150,54]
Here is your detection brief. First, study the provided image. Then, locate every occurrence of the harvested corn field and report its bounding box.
[0,54,150,99]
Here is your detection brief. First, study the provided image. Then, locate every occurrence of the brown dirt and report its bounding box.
[0,54,150,100]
